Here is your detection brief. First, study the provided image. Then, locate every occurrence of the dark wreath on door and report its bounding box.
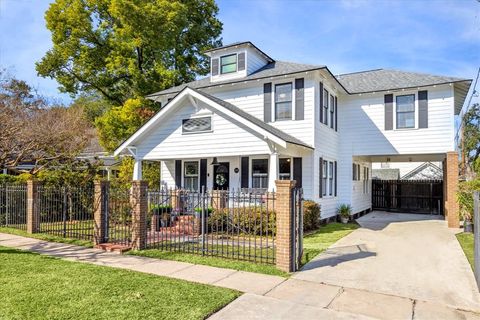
[213,163,230,190]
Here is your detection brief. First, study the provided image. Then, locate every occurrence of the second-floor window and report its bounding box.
[396,94,415,129]
[329,94,335,129]
[220,54,237,74]
[322,88,329,125]
[275,83,292,120]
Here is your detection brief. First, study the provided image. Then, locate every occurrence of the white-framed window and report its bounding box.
[275,83,293,121]
[352,163,361,181]
[322,160,328,196]
[279,158,291,180]
[184,161,199,191]
[182,117,212,134]
[252,159,268,189]
[396,94,415,129]
[322,88,329,125]
[329,94,335,129]
[329,161,334,196]
[363,166,369,194]
[220,54,237,74]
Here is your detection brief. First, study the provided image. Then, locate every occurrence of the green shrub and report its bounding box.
[303,200,321,231]
[208,207,276,236]
[194,206,213,214]
[0,174,31,184]
[150,204,172,215]
[457,179,480,220]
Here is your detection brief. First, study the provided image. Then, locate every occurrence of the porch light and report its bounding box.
[211,157,219,166]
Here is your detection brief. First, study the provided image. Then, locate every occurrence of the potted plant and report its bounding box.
[337,204,352,224]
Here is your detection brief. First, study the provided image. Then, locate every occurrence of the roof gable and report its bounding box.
[114,87,311,156]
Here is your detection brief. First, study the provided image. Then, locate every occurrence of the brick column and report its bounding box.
[93,181,109,245]
[131,180,148,250]
[275,180,296,272]
[445,151,460,228]
[26,180,41,234]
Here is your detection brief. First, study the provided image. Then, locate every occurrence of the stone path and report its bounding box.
[1,227,480,319]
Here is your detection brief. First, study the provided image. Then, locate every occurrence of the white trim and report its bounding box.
[114,87,291,156]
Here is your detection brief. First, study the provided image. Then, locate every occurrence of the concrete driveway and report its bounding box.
[293,211,480,312]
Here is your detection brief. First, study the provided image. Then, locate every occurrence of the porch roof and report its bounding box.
[114,87,312,156]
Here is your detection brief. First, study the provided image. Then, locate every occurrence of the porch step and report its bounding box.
[95,243,132,254]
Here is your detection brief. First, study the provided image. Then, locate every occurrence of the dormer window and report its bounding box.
[220,54,237,74]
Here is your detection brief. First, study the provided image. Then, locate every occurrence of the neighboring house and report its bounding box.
[114,41,471,223]
[372,161,443,180]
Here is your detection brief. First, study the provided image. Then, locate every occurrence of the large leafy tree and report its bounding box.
[36,0,223,105]
[461,103,480,176]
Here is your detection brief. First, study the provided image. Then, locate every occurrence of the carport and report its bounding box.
[368,152,459,227]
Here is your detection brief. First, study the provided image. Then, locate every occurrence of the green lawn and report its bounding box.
[0,246,239,320]
[456,232,474,270]
[0,227,93,247]
[302,222,359,266]
[130,222,359,277]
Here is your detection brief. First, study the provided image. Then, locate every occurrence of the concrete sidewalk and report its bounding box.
[1,232,480,319]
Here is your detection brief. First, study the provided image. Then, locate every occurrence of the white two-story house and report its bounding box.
[114,41,471,227]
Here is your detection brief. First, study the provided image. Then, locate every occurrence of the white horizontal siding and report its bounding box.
[246,47,268,75]
[138,101,271,160]
[339,85,455,156]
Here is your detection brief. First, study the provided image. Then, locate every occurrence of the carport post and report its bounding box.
[474,191,480,290]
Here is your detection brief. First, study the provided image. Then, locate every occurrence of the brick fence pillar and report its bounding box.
[26,180,41,234]
[275,180,296,272]
[93,180,109,245]
[131,180,148,250]
[445,151,460,228]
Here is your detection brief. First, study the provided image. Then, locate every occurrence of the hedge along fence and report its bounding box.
[1,180,304,272]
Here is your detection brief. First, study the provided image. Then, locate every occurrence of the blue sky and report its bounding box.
[1,0,479,105]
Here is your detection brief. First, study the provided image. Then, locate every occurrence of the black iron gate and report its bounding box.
[372,179,443,214]
[292,187,303,271]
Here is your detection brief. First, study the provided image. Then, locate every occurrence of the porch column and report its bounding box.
[133,158,142,180]
[444,151,459,228]
[268,152,279,191]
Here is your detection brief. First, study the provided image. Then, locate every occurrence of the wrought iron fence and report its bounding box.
[146,188,276,264]
[38,185,94,240]
[0,184,27,230]
[106,186,132,245]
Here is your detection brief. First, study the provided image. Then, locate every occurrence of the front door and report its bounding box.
[213,162,230,190]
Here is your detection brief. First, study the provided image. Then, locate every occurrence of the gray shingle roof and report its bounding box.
[336,68,469,94]
[203,41,275,62]
[147,61,326,98]
[191,87,312,149]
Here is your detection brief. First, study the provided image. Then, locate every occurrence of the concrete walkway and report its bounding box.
[294,211,480,313]
[2,212,480,319]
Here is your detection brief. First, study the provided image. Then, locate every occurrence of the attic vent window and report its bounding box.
[182,117,212,134]
[220,54,237,74]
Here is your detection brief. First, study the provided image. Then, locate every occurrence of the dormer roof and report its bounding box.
[204,41,275,63]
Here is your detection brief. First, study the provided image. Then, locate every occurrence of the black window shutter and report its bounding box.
[264,83,272,122]
[335,96,338,132]
[293,157,302,187]
[352,163,356,181]
[384,94,393,130]
[418,90,428,129]
[334,161,338,196]
[238,52,246,71]
[319,82,324,123]
[319,157,323,198]
[175,160,182,188]
[200,159,207,190]
[295,78,304,120]
[241,157,249,188]
[211,58,219,76]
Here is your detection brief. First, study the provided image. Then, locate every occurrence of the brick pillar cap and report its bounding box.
[275,180,296,188]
